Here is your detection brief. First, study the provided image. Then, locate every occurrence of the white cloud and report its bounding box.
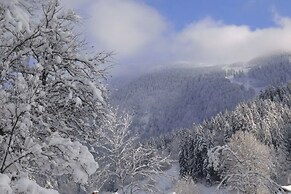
[61,0,291,74]
[172,16,291,65]
[60,0,91,10]
[87,0,167,57]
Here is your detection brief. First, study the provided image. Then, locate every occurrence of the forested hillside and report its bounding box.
[110,53,291,138]
[227,53,291,89]
[179,83,291,193]
[110,68,255,137]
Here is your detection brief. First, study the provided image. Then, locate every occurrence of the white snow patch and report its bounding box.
[15,177,59,194]
[88,81,104,103]
[74,96,82,107]
[48,133,99,184]
[0,174,59,194]
[282,185,291,192]
[55,56,62,64]
[0,174,12,194]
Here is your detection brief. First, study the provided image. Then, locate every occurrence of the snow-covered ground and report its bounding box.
[224,64,265,94]
[114,163,231,194]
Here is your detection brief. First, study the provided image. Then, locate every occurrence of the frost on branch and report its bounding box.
[90,111,171,193]
[47,132,99,184]
[0,0,110,192]
[209,131,278,193]
[0,0,33,32]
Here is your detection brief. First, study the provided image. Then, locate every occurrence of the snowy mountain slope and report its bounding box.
[110,67,255,137]
[110,53,291,138]
[225,53,291,93]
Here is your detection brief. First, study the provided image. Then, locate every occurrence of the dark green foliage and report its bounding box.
[179,127,213,182]
[179,134,208,180]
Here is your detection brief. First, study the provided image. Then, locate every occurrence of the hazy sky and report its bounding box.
[61,0,291,75]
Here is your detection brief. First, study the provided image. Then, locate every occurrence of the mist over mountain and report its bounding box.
[109,53,291,137]
[225,52,291,90]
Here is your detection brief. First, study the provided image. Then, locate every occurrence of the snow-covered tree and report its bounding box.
[209,131,279,194]
[179,83,291,186]
[0,0,110,192]
[91,111,171,193]
[179,127,211,182]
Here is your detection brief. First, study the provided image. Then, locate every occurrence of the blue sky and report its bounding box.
[62,0,291,75]
[144,0,290,30]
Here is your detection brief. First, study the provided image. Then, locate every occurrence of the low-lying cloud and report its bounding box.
[63,0,291,75]
[173,16,291,65]
[88,0,167,58]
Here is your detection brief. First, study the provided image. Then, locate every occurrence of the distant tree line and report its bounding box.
[111,70,255,137]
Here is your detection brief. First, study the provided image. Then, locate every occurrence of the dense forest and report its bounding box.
[178,84,291,193]
[110,68,255,137]
[110,53,291,139]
